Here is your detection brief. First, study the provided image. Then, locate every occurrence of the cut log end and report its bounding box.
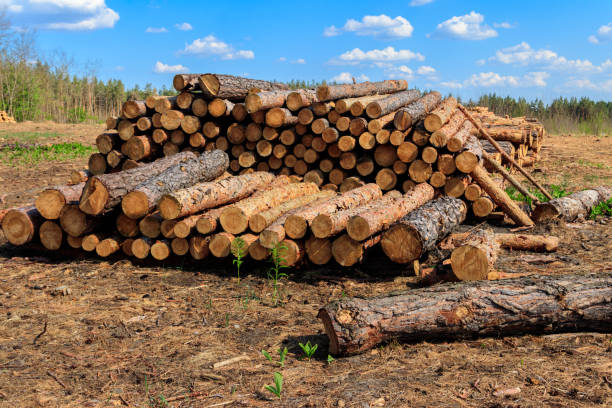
[305,237,332,265]
[2,208,37,246]
[220,207,249,235]
[332,235,363,267]
[36,190,67,220]
[39,221,63,250]
[381,224,422,264]
[96,238,121,257]
[121,191,150,220]
[151,241,171,261]
[284,215,308,239]
[311,214,333,238]
[79,178,110,216]
[346,216,372,242]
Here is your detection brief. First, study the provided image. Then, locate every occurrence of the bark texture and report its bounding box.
[393,92,442,131]
[533,186,612,222]
[424,97,458,132]
[198,73,288,100]
[36,183,85,220]
[316,80,408,101]
[381,197,466,264]
[121,150,229,219]
[319,273,612,355]
[365,90,421,119]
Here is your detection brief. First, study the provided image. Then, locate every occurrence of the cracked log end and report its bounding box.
[79,178,109,216]
[381,224,423,264]
[158,195,182,220]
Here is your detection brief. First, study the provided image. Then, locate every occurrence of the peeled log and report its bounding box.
[430,110,466,148]
[198,73,289,100]
[347,183,434,241]
[79,152,196,216]
[312,191,402,239]
[365,90,421,119]
[1,206,43,246]
[424,97,458,132]
[381,197,466,264]
[393,92,442,131]
[249,190,334,233]
[121,150,229,219]
[220,183,320,234]
[284,184,382,239]
[470,164,534,227]
[158,172,275,220]
[450,229,499,281]
[36,183,85,220]
[318,273,612,355]
[317,80,408,102]
[533,186,612,223]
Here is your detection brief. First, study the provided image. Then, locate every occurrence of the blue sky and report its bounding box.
[3,0,612,101]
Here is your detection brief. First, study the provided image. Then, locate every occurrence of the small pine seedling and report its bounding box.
[267,242,289,306]
[231,237,247,281]
[264,372,283,400]
[261,347,288,367]
[298,341,318,361]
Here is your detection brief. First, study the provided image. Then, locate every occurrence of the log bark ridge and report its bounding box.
[318,273,612,355]
[365,90,421,119]
[198,73,288,100]
[533,186,612,222]
[316,80,408,101]
[393,92,442,131]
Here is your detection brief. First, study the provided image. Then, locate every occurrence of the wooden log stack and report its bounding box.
[0,110,16,123]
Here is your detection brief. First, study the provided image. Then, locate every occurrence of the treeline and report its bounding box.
[467,94,612,136]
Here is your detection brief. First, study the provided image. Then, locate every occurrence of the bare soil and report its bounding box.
[0,122,611,408]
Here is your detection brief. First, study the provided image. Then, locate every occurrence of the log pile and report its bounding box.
[468,106,544,170]
[0,110,16,123]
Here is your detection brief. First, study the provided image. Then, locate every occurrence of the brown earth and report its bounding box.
[0,122,611,408]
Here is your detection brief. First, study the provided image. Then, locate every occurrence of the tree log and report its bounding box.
[286,89,318,111]
[198,73,289,100]
[88,153,107,175]
[424,97,458,132]
[139,212,162,238]
[245,90,292,113]
[208,99,235,118]
[318,273,612,355]
[122,100,147,119]
[189,236,211,260]
[533,186,612,223]
[430,110,465,148]
[283,183,382,239]
[450,228,499,281]
[443,232,560,253]
[96,236,121,257]
[266,108,298,128]
[1,206,43,246]
[470,164,534,226]
[79,151,196,216]
[365,89,421,119]
[393,92,442,131]
[332,234,382,267]
[70,169,91,185]
[317,80,408,101]
[36,183,85,220]
[381,197,466,263]
[59,205,99,237]
[305,237,332,265]
[347,183,434,241]
[454,136,483,173]
[368,112,396,134]
[39,220,63,250]
[121,150,229,219]
[173,74,201,91]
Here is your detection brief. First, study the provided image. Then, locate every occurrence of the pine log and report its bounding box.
[105,116,119,130]
[430,110,466,148]
[96,237,122,257]
[356,157,375,177]
[464,184,482,201]
[245,90,291,113]
[209,232,234,258]
[381,197,466,263]
[191,98,208,117]
[220,182,319,234]
[39,220,63,250]
[447,120,475,152]
[279,239,304,266]
[248,239,270,260]
[319,273,612,355]
[305,237,332,265]
[117,120,137,140]
[82,233,106,252]
[284,183,382,239]
[116,213,139,237]
[339,177,365,193]
[470,164,534,226]
[208,98,234,118]
[317,80,408,101]
[455,136,483,173]
[347,183,434,241]
[70,169,91,185]
[424,97,458,132]
[139,212,162,238]
[198,74,288,100]
[393,92,442,131]
[365,90,421,119]
[121,150,229,219]
[393,160,408,175]
[66,234,84,249]
[266,108,298,128]
[313,101,334,116]
[332,234,382,267]
[88,153,107,175]
[312,118,329,135]
[421,146,438,164]
[437,154,456,175]
[181,115,201,134]
[397,142,418,163]
[389,129,410,146]
[375,168,397,191]
[472,196,495,217]
[311,191,402,239]
[160,110,184,130]
[189,236,211,260]
[122,100,147,119]
[173,74,201,91]
[298,108,315,126]
[79,151,196,216]
[358,132,376,150]
[450,229,499,281]
[171,237,189,256]
[286,89,318,111]
[1,206,42,245]
[443,232,560,253]
[408,160,432,183]
[429,172,447,188]
[132,237,153,259]
[36,183,85,220]
[374,144,397,167]
[368,112,396,134]
[125,135,158,161]
[533,186,612,222]
[412,126,430,146]
[59,205,98,237]
[96,133,119,154]
[444,175,470,198]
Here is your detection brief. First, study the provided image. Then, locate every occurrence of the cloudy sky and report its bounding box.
[3,0,612,101]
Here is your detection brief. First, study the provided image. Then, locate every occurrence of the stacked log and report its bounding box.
[0,110,16,123]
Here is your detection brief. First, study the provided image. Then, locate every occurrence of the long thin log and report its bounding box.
[424,97,458,132]
[365,90,421,119]
[458,104,552,200]
[198,74,289,100]
[393,92,442,131]
[318,273,612,355]
[317,80,408,101]
[442,232,560,252]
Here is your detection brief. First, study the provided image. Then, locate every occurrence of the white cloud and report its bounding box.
[146,27,167,33]
[588,22,612,44]
[153,61,189,74]
[439,81,464,89]
[441,71,549,89]
[278,57,287,61]
[335,46,424,63]
[431,11,497,40]
[175,22,193,31]
[493,22,513,29]
[323,15,413,38]
[417,65,436,76]
[331,72,370,83]
[3,0,119,30]
[564,78,612,91]
[292,58,306,64]
[486,42,610,73]
[410,0,434,5]
[385,65,414,80]
[180,35,254,60]
[115,65,124,71]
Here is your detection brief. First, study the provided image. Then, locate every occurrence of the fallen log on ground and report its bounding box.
[1,206,43,245]
[450,228,499,281]
[532,186,612,222]
[442,232,560,252]
[318,273,612,355]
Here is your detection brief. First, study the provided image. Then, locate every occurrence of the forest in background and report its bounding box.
[0,15,610,135]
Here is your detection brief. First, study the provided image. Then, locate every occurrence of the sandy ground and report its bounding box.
[0,122,611,407]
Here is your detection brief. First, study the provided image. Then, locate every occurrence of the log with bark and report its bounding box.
[121,150,229,219]
[533,186,612,222]
[284,183,383,239]
[158,171,275,219]
[365,90,421,119]
[39,220,63,250]
[393,92,442,131]
[316,80,408,101]
[1,206,43,245]
[331,234,382,267]
[79,152,197,216]
[424,97,458,132]
[429,110,465,148]
[381,197,467,264]
[318,273,612,355]
[198,73,288,100]
[36,183,85,220]
[449,228,499,281]
[442,232,560,253]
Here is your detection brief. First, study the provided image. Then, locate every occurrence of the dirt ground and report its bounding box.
[0,122,611,408]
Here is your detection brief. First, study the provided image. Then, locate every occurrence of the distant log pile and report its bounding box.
[0,110,16,123]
